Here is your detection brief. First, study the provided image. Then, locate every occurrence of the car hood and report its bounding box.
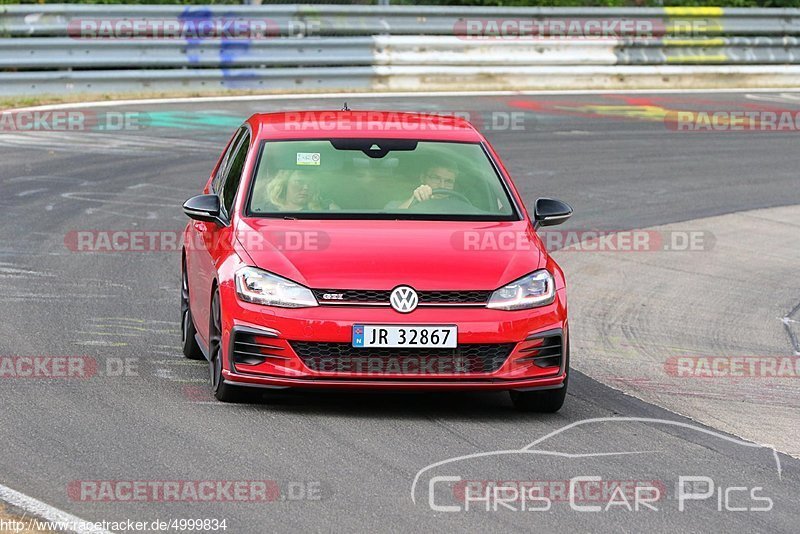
[235,218,543,290]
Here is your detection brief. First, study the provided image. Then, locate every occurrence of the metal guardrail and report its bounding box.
[3,5,800,37]
[4,65,800,96]
[0,5,793,35]
[0,66,376,95]
[374,35,800,66]
[1,37,374,69]
[1,4,800,97]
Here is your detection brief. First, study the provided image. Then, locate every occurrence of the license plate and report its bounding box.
[352,325,457,348]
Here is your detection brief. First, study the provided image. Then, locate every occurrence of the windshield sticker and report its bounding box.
[297,152,321,166]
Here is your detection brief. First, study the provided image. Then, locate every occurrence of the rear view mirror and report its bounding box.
[534,198,573,228]
[183,194,226,226]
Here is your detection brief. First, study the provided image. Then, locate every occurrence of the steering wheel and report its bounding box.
[409,188,474,207]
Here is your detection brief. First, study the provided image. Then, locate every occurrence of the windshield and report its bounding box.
[246,139,519,220]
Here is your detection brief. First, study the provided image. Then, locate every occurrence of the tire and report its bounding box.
[181,258,204,360]
[509,335,569,413]
[509,373,568,413]
[208,288,248,403]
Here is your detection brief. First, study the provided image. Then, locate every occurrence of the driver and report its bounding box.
[386,160,459,209]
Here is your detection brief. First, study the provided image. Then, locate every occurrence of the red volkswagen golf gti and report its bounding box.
[181,111,573,411]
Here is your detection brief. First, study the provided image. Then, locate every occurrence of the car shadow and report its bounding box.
[230,388,572,422]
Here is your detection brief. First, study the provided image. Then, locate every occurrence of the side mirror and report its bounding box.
[534,197,573,228]
[183,194,226,226]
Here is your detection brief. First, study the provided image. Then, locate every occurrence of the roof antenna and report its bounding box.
[341,102,350,111]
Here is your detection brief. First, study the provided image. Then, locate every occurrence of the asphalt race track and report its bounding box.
[0,91,799,532]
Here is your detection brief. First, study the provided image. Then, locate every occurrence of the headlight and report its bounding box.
[235,267,318,308]
[487,270,555,310]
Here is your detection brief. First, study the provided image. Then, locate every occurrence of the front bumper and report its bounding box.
[222,371,567,391]
[219,285,568,392]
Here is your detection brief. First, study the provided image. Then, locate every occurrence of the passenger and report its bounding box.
[260,170,337,211]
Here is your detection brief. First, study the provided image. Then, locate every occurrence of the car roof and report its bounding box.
[247,110,484,142]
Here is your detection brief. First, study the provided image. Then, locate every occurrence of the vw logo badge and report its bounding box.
[390,286,418,313]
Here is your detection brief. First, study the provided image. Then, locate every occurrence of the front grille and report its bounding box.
[313,289,390,303]
[418,290,491,304]
[291,342,514,375]
[312,289,491,305]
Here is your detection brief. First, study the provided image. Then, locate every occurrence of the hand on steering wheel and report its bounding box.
[409,186,473,206]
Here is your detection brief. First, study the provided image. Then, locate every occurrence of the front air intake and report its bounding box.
[230,328,288,366]
[515,329,563,369]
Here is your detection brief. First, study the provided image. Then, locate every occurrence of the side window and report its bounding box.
[220,131,250,216]
[212,127,246,194]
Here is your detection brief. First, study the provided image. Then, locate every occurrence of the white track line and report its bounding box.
[0,483,113,534]
[8,87,800,113]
